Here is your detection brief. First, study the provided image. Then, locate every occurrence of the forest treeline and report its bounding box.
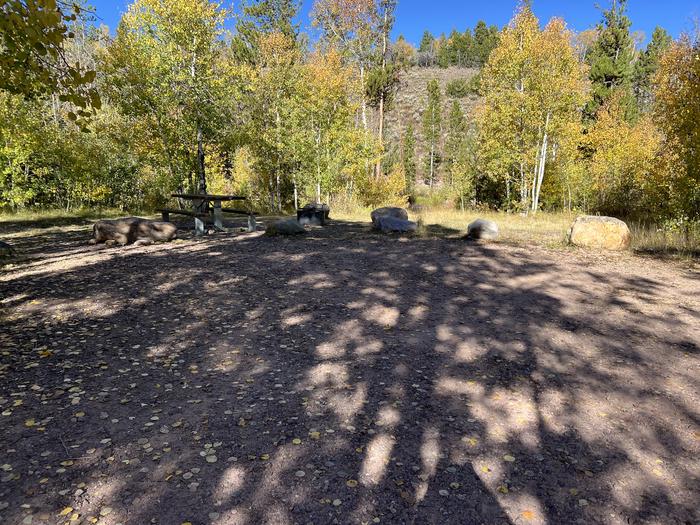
[0,0,698,229]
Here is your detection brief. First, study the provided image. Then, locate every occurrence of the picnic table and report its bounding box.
[161,193,251,236]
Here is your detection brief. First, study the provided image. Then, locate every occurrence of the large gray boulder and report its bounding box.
[91,217,177,246]
[467,219,499,240]
[266,218,306,236]
[568,215,631,250]
[374,216,417,233]
[371,207,409,228]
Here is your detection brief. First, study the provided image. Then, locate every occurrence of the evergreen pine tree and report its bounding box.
[633,26,672,112]
[402,122,417,194]
[233,0,301,64]
[585,0,637,121]
[445,101,466,184]
[422,79,442,188]
[419,31,436,53]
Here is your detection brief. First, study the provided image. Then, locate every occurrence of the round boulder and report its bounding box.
[568,215,631,251]
[467,219,499,240]
[371,207,408,228]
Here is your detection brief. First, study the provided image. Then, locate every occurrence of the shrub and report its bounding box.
[446,75,480,98]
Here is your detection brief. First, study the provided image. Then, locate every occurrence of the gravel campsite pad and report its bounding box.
[1,219,699,525]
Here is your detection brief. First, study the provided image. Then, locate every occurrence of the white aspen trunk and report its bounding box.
[532,112,551,213]
[520,162,527,212]
[506,173,510,204]
[375,9,389,179]
[275,107,282,212]
[293,175,298,210]
[360,65,368,130]
[316,129,322,202]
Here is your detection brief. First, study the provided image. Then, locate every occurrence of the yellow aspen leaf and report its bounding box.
[522,510,535,520]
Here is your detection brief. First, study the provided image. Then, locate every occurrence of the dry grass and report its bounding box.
[333,206,574,247]
[630,223,700,258]
[333,206,700,260]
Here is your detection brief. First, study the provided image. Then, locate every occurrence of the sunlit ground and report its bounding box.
[0,215,698,525]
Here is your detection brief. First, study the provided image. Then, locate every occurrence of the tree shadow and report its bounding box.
[0,219,698,525]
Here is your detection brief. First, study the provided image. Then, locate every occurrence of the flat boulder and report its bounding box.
[266,218,306,236]
[568,215,631,251]
[374,216,417,233]
[467,219,499,240]
[91,217,177,246]
[371,207,408,228]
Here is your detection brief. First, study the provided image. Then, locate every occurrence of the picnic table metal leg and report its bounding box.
[194,217,205,236]
[213,200,224,231]
[190,197,206,236]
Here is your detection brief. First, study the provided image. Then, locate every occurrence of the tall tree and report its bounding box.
[248,32,302,210]
[233,0,300,64]
[477,3,588,212]
[367,0,398,177]
[419,30,435,53]
[422,78,442,188]
[444,100,466,185]
[401,121,416,194]
[633,26,671,112]
[312,0,378,131]
[585,0,636,121]
[654,30,700,224]
[105,0,234,195]
[452,125,479,211]
[473,20,500,66]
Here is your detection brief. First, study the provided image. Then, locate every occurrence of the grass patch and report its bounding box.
[333,206,699,259]
[333,206,574,247]
[630,223,700,259]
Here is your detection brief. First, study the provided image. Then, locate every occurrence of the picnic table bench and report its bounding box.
[161,193,256,236]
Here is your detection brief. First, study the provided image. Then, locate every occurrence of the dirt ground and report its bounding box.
[1,217,699,525]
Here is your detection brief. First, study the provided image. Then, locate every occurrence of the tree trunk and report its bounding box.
[519,162,528,213]
[375,10,389,179]
[293,175,298,210]
[532,113,551,214]
[197,125,207,195]
[275,108,282,212]
[360,65,368,130]
[316,128,322,202]
[430,144,435,189]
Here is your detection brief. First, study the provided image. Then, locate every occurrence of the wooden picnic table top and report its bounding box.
[171,193,247,201]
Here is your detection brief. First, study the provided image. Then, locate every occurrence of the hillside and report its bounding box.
[374,66,481,181]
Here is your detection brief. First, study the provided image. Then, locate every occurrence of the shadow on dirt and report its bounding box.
[0,219,698,524]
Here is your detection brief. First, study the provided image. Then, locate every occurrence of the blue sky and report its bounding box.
[89,0,700,45]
